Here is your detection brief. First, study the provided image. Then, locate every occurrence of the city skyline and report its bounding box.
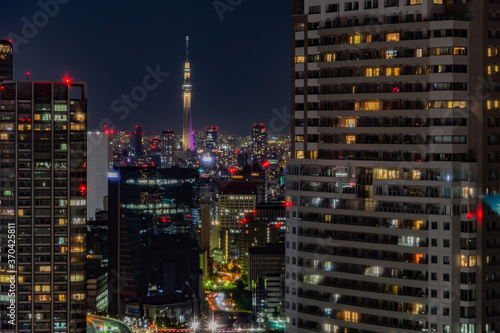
[0,1,291,136]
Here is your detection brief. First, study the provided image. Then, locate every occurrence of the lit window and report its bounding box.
[346,135,355,144]
[296,150,304,159]
[325,53,335,62]
[386,50,398,59]
[416,49,423,57]
[374,168,388,179]
[295,56,305,64]
[386,33,400,42]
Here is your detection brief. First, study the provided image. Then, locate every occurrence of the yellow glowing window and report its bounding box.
[295,56,305,63]
[57,294,67,301]
[385,67,400,76]
[35,295,51,301]
[346,118,356,127]
[295,135,304,142]
[496,100,500,109]
[386,33,400,42]
[412,170,421,180]
[489,48,493,57]
[414,220,423,230]
[366,35,372,43]
[0,275,11,283]
[434,0,444,3]
[39,266,51,272]
[296,150,304,159]
[409,0,422,4]
[365,101,381,110]
[415,254,423,263]
[325,53,335,62]
[375,168,388,179]
[388,169,400,179]
[34,285,51,292]
[348,34,361,44]
[346,135,355,144]
[488,66,492,74]
[453,47,466,55]
[488,100,493,110]
[0,133,7,140]
[416,49,423,57]
[307,151,318,159]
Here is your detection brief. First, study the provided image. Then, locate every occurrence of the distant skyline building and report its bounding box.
[205,126,218,149]
[252,123,268,164]
[0,40,13,81]
[87,131,113,220]
[133,125,144,156]
[161,130,175,168]
[217,182,257,261]
[182,36,194,150]
[0,80,88,332]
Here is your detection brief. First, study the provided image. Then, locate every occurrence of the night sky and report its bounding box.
[1,1,291,136]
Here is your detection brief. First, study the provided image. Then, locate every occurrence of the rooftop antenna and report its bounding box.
[185,36,189,62]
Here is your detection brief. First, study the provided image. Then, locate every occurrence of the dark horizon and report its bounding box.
[0,1,291,136]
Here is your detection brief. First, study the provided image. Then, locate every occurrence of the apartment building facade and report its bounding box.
[0,80,88,332]
[286,1,500,333]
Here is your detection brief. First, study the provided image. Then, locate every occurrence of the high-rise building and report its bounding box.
[182,36,194,151]
[87,130,113,220]
[217,182,257,261]
[252,123,268,164]
[240,203,287,277]
[286,1,500,333]
[0,40,13,81]
[205,126,218,149]
[160,130,175,168]
[133,125,144,157]
[0,80,88,332]
[108,166,200,318]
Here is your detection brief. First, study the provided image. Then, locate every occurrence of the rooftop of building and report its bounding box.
[219,181,257,195]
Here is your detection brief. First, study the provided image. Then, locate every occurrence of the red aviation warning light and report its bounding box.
[79,183,87,195]
[284,201,293,207]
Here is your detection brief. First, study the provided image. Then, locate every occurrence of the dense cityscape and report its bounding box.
[2,1,500,333]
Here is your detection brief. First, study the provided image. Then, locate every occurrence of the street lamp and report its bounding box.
[209,320,218,333]
[191,321,200,333]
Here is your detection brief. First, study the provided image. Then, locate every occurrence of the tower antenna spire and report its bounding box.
[185,36,189,62]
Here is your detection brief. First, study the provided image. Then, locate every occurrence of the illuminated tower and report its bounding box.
[182,36,194,151]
